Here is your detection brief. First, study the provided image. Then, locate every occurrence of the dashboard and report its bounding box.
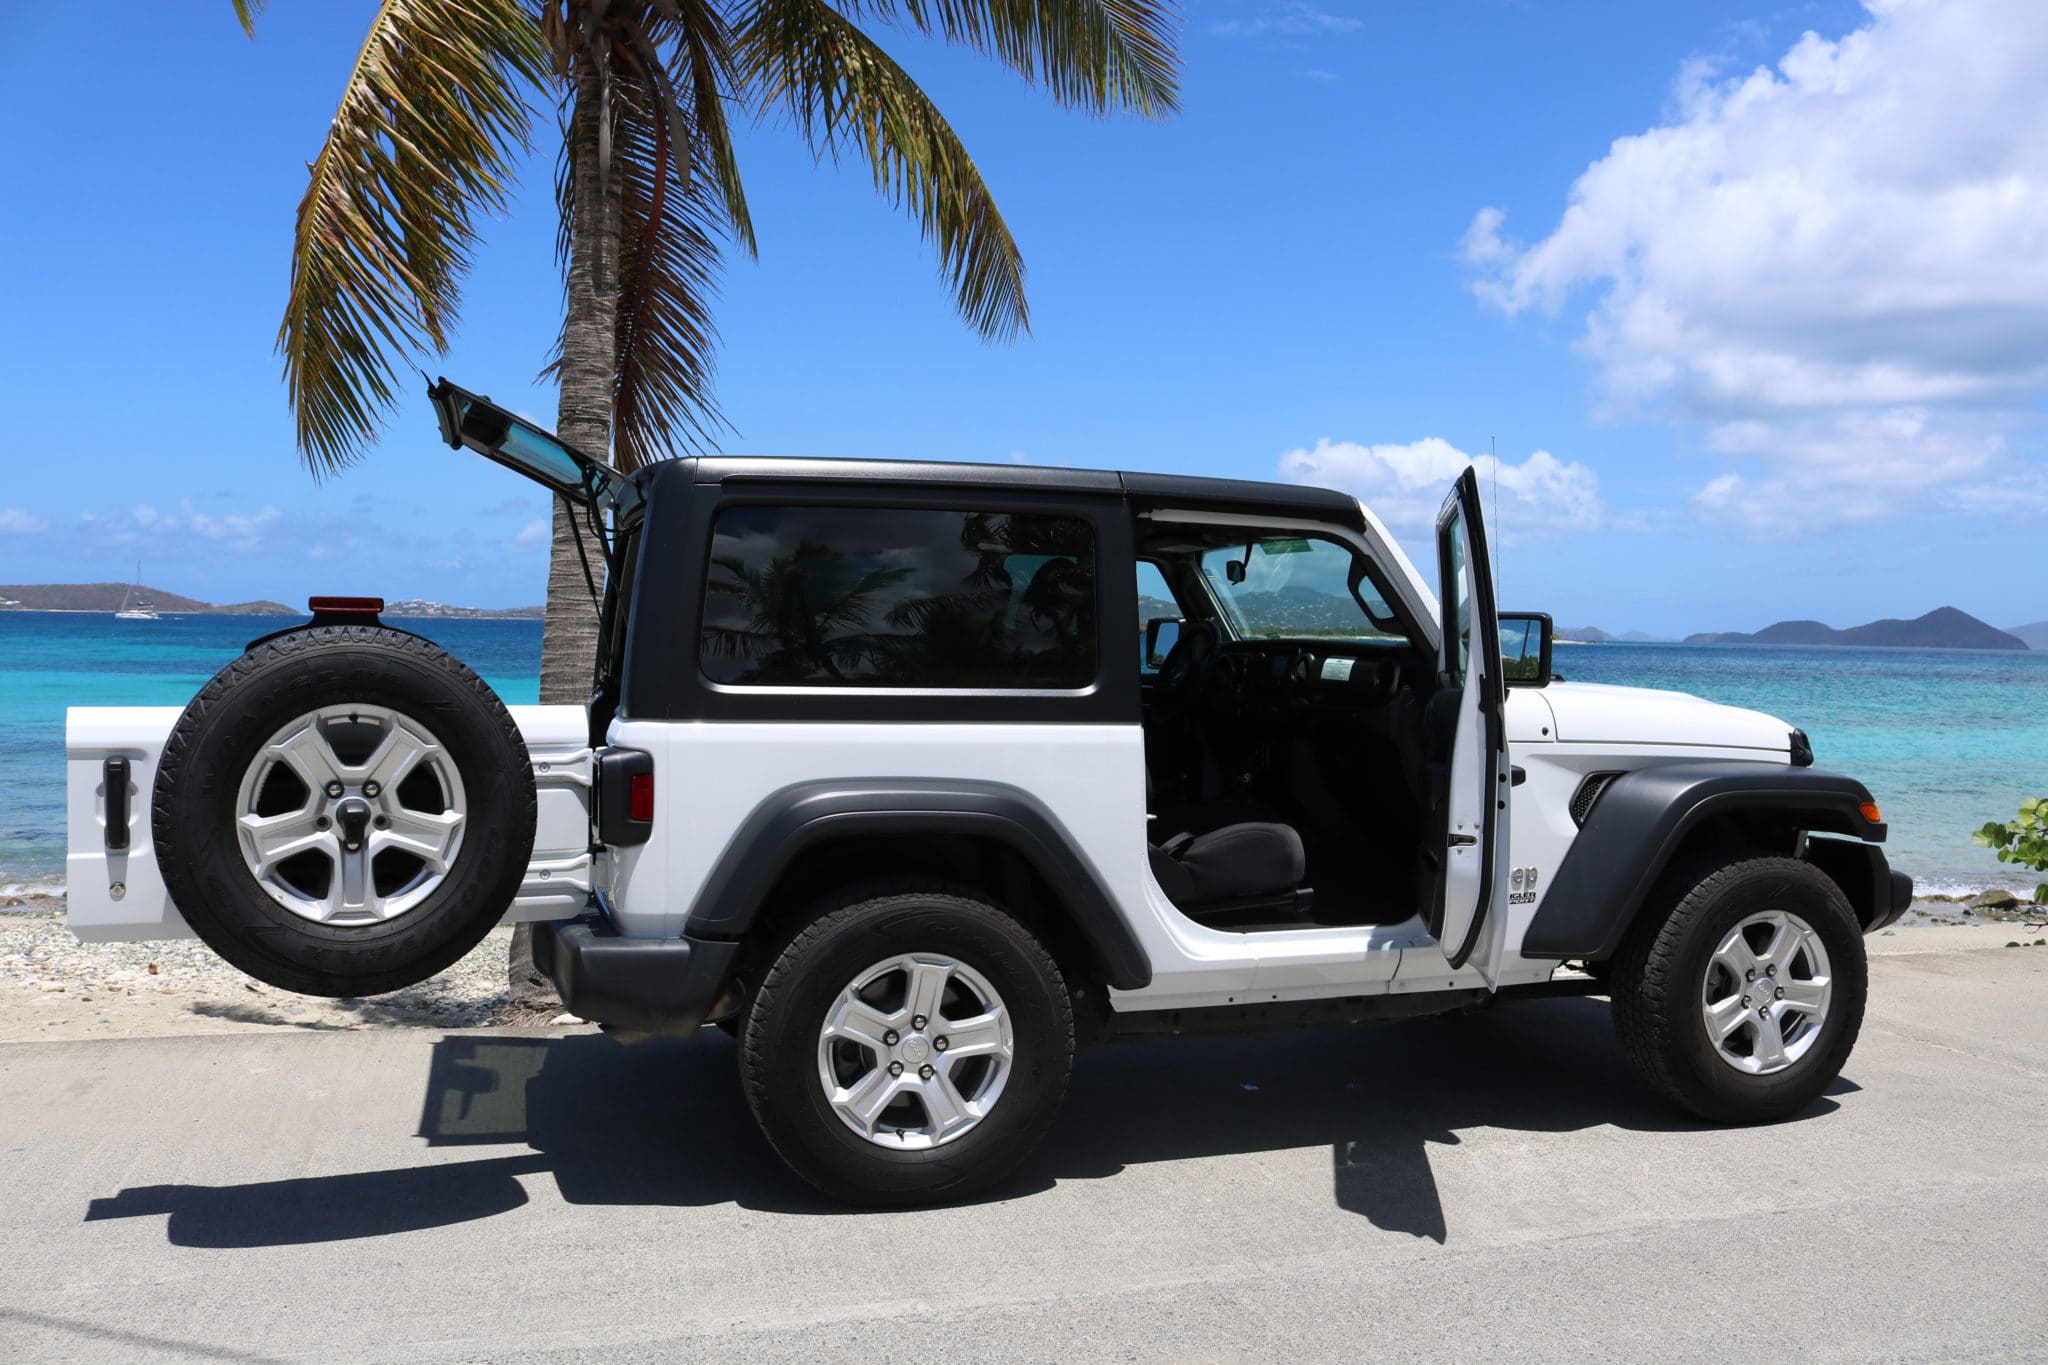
[1202,640,1411,709]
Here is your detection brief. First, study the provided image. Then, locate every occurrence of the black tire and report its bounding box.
[741,885,1073,1206]
[153,625,536,998]
[1612,851,1867,1123]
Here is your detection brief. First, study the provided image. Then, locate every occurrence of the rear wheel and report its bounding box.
[153,625,535,997]
[1612,852,1866,1123]
[740,886,1073,1206]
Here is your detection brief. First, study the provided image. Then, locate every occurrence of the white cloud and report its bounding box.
[1210,1,1362,39]
[184,502,283,548]
[0,508,50,534]
[1464,0,2048,533]
[509,519,549,552]
[81,500,303,555]
[1277,438,1607,543]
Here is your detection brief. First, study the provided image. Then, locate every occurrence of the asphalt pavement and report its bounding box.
[2,937,2045,1362]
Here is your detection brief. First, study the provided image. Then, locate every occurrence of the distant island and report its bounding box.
[0,583,292,615]
[2009,620,2048,650]
[1686,606,2028,651]
[1555,626,1666,644]
[0,584,541,619]
[382,600,544,620]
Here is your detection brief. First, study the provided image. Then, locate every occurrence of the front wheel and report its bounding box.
[740,886,1073,1206]
[1612,853,1867,1123]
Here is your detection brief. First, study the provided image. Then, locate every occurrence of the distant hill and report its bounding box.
[1687,607,2027,651]
[0,584,543,618]
[1136,595,1178,624]
[1227,589,1358,632]
[0,583,291,615]
[2008,620,2048,650]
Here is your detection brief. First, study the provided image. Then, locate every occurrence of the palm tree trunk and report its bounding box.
[513,50,624,1013]
[541,53,623,705]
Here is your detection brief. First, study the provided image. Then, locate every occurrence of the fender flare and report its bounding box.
[681,779,1152,991]
[1523,762,1889,961]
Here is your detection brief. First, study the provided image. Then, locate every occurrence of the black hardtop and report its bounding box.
[634,455,1364,523]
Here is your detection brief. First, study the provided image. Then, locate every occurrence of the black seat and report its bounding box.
[1148,822,1305,916]
[1144,630,1307,923]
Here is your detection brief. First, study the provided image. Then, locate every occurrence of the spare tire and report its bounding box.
[153,625,536,997]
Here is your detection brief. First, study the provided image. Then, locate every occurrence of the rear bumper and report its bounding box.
[532,913,738,1036]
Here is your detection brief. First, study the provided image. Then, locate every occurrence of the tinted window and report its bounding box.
[701,506,1098,688]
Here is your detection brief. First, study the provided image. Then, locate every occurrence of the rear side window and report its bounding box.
[700,505,1098,689]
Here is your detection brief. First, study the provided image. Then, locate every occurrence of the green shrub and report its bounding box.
[1973,798,2048,905]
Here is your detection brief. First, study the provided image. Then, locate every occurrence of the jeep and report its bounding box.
[64,379,1911,1205]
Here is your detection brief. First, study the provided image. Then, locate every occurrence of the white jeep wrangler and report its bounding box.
[65,381,1910,1205]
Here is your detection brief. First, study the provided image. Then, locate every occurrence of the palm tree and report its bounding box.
[234,0,1176,1005]
[233,0,1178,703]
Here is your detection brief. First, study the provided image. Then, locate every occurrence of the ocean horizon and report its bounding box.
[3,609,2042,901]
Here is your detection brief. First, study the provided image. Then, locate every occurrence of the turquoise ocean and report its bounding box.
[2,611,2042,899]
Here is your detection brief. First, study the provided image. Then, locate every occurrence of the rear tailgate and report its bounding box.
[65,703,594,943]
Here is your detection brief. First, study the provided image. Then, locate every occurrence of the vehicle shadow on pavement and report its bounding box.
[81,997,1852,1248]
[1034,997,1850,1242]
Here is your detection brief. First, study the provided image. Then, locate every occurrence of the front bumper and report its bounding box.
[1804,836,1911,935]
[1877,868,1914,933]
[531,913,738,1036]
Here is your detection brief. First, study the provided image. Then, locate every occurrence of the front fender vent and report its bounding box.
[1570,771,1623,827]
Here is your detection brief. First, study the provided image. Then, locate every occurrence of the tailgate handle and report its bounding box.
[104,756,131,852]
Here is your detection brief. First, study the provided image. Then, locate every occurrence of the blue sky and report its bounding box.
[2,0,2041,635]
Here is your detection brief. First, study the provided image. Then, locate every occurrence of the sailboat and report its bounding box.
[115,565,159,621]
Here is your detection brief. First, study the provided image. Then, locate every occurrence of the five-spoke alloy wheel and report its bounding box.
[817,953,1015,1149]
[742,886,1072,1206]
[153,625,535,998]
[1613,853,1867,1124]
[1700,909,1832,1075]
[236,704,468,925]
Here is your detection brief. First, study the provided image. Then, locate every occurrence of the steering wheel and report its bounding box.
[1362,656,1404,704]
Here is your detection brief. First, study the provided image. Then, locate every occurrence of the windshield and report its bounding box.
[1198,537,1405,642]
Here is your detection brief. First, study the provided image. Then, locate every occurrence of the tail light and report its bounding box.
[597,749,655,845]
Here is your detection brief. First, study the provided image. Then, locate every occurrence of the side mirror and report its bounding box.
[1499,612,1553,686]
[1144,617,1183,670]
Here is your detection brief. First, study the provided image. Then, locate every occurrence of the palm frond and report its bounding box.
[542,1,752,467]
[649,0,756,255]
[612,4,752,465]
[738,0,1030,340]
[278,0,549,471]
[845,0,1180,116]
[232,0,268,37]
